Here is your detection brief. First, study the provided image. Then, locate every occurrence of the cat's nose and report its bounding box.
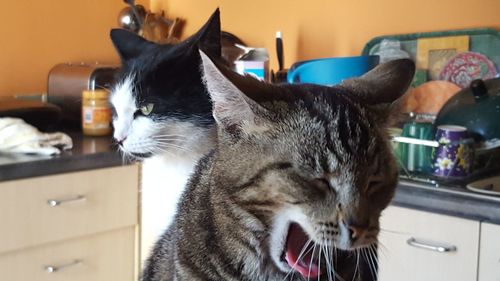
[347,224,366,241]
[116,137,127,146]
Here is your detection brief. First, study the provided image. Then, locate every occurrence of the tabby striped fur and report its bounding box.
[140,51,415,281]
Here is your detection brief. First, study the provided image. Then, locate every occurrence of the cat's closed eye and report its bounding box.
[365,175,385,196]
[312,178,332,193]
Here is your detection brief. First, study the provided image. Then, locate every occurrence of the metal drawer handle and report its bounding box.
[44,259,83,273]
[406,237,457,253]
[47,195,86,207]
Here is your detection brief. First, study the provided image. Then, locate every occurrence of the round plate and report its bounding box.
[439,52,498,88]
[402,81,460,114]
[466,176,500,197]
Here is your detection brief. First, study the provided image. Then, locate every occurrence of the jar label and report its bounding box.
[82,106,111,129]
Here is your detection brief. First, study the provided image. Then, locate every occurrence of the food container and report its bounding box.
[82,90,112,136]
[235,48,270,81]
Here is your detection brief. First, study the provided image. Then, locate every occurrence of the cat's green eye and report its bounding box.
[140,103,155,116]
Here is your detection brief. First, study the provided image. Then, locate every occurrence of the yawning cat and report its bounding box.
[140,51,415,281]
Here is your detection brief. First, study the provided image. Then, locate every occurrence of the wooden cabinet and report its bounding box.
[0,228,136,281]
[0,165,139,281]
[478,223,500,281]
[378,206,480,281]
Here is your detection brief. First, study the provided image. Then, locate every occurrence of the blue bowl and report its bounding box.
[287,55,380,86]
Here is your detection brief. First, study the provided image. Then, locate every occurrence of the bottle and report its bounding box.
[81,89,112,136]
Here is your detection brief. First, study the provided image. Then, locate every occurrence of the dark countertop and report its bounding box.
[393,179,500,224]
[0,132,127,182]
[1,133,499,224]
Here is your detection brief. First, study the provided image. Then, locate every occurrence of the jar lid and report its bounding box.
[83,89,109,99]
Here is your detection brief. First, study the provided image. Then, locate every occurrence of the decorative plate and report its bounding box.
[439,52,497,88]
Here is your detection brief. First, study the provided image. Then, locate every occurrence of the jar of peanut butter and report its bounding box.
[82,89,112,136]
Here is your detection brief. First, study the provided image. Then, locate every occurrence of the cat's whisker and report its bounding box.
[120,150,127,165]
[365,248,376,280]
[152,134,189,139]
[317,244,322,281]
[330,243,336,281]
[328,247,346,281]
[379,227,410,235]
[366,246,379,281]
[324,244,333,281]
[307,243,318,281]
[152,140,189,150]
[369,244,380,274]
[152,139,186,144]
[153,140,188,146]
[153,139,189,147]
[361,248,375,281]
[156,143,191,154]
[377,240,390,258]
[152,136,188,140]
[281,238,313,281]
[322,244,329,281]
[351,248,359,281]
[150,145,178,157]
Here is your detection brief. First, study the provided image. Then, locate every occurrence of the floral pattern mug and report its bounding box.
[432,125,474,178]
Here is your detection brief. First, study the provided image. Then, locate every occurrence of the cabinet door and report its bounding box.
[378,206,480,281]
[0,165,138,254]
[0,227,137,281]
[478,223,500,281]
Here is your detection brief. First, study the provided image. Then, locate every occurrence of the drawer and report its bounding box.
[0,227,137,281]
[378,206,480,281]
[478,223,500,281]
[0,165,138,253]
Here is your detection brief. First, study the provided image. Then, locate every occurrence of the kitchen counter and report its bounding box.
[1,134,499,224]
[393,179,500,224]
[0,132,127,182]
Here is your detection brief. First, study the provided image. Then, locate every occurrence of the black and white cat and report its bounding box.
[110,9,221,162]
[109,10,221,245]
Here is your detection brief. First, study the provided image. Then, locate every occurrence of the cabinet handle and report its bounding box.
[47,195,86,207]
[406,237,457,253]
[44,259,83,273]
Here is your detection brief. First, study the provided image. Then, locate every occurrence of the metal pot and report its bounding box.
[435,78,500,141]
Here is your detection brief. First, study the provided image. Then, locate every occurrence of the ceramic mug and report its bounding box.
[398,121,435,174]
[432,125,474,178]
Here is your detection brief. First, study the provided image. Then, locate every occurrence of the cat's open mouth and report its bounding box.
[281,223,324,279]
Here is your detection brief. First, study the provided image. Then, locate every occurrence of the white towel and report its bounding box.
[0,117,73,155]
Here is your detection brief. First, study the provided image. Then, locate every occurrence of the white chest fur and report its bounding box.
[140,154,196,264]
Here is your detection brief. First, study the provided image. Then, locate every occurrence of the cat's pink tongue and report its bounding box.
[284,224,322,279]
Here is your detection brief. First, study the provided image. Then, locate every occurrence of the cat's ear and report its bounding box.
[340,59,415,125]
[194,8,221,58]
[199,50,266,135]
[110,29,154,61]
[341,59,415,105]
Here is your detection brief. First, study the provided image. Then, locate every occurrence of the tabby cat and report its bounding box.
[109,9,220,161]
[141,50,415,281]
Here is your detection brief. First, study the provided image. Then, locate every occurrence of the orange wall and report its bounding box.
[0,0,148,97]
[151,0,499,71]
[2,0,498,97]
